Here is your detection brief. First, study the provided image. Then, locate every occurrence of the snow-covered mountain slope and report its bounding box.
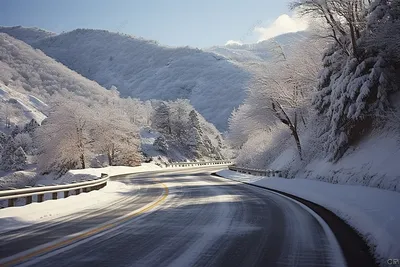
[23,29,251,131]
[0,26,56,44]
[0,27,307,131]
[207,32,308,63]
[0,28,251,131]
[0,33,113,104]
[0,84,47,126]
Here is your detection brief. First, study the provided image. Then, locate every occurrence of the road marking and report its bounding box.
[1,181,169,267]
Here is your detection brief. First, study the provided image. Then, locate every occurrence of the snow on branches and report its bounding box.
[36,96,141,174]
[230,39,323,160]
[150,99,227,160]
[295,0,400,160]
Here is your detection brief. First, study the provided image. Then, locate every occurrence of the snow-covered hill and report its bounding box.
[0,26,56,44]
[207,32,308,63]
[0,84,47,127]
[0,27,307,131]
[0,33,113,105]
[22,29,251,131]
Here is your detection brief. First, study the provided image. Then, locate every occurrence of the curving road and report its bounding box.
[0,166,346,267]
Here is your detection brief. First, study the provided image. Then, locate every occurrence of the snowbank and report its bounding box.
[0,164,166,231]
[217,169,400,266]
[0,171,37,189]
[0,180,133,233]
[271,130,400,194]
[254,128,400,193]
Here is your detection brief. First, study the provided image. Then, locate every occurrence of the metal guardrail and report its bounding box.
[0,173,109,208]
[228,165,288,178]
[0,160,233,208]
[167,160,233,168]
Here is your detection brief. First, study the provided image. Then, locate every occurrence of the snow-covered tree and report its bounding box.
[169,99,192,140]
[114,138,141,167]
[216,134,224,150]
[23,119,40,135]
[0,131,7,145]
[0,102,11,128]
[11,125,20,137]
[238,39,323,159]
[153,135,169,152]
[14,132,33,154]
[291,0,370,57]
[119,98,153,127]
[0,136,17,170]
[152,101,171,135]
[186,110,206,157]
[92,103,141,166]
[13,146,27,170]
[293,0,400,160]
[36,99,95,174]
[228,105,253,149]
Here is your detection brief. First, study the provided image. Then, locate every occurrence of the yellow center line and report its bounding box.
[2,181,169,267]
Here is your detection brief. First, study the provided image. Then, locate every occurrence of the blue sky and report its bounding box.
[0,0,306,47]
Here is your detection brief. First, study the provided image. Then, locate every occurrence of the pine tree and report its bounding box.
[187,110,205,157]
[0,136,17,170]
[0,131,7,145]
[306,0,400,161]
[152,102,171,135]
[11,125,20,137]
[23,119,40,135]
[13,146,27,170]
[216,135,223,149]
[153,135,169,152]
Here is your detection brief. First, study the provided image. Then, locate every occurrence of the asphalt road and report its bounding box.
[0,167,346,267]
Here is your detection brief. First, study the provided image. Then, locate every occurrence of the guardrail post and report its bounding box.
[64,191,69,198]
[38,194,44,203]
[52,192,58,200]
[75,189,81,195]
[8,198,16,207]
[26,195,32,204]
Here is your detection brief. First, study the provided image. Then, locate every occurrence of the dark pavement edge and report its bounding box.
[211,172,379,267]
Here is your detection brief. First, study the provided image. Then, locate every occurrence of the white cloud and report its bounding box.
[254,14,308,41]
[225,40,243,46]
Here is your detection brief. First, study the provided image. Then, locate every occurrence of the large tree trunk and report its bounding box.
[107,151,112,166]
[349,21,358,58]
[76,125,86,169]
[80,153,85,169]
[107,144,115,166]
[290,124,302,159]
[272,102,303,160]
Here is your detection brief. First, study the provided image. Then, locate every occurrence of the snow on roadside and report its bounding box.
[217,169,400,266]
[297,132,400,193]
[0,164,164,222]
[0,171,37,189]
[0,180,133,233]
